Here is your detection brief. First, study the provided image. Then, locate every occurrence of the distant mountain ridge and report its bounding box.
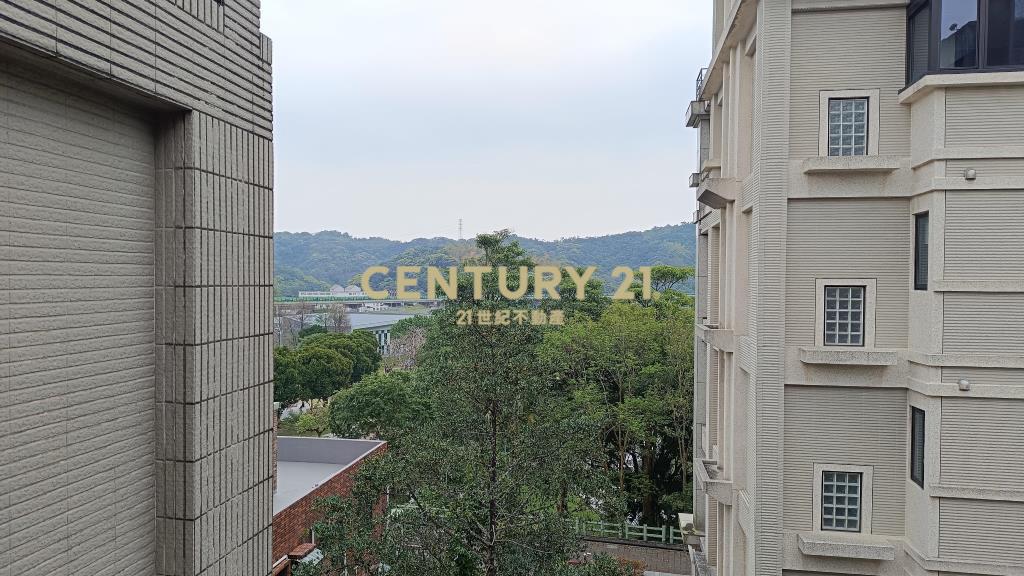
[274,224,696,297]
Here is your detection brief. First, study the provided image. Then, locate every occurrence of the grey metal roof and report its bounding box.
[274,437,385,515]
[347,312,416,331]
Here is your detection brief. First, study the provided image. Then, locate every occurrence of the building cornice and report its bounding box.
[792,0,907,12]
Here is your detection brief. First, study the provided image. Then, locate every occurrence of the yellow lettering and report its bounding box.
[361,266,389,299]
[534,266,561,299]
[427,266,458,299]
[464,266,492,300]
[498,266,529,300]
[563,266,596,300]
[396,266,422,300]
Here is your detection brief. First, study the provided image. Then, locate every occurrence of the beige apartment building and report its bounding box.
[688,1,1024,576]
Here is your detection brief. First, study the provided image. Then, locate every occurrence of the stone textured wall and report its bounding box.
[0,61,160,576]
[0,1,274,575]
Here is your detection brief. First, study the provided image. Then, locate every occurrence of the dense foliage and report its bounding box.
[273,331,382,407]
[540,300,694,525]
[293,232,695,576]
[274,224,696,296]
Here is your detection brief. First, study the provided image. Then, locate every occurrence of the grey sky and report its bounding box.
[262,0,709,241]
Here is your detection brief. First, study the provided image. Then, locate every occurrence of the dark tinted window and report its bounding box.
[915,213,929,290]
[940,0,979,68]
[911,407,926,488]
[908,0,1024,83]
[909,3,933,83]
[987,0,1024,66]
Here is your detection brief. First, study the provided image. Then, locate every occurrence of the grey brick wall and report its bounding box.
[0,1,274,575]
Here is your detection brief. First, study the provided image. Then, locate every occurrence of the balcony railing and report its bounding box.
[571,519,691,546]
[689,172,702,188]
[695,67,708,98]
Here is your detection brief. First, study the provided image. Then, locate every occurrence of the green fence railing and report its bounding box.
[572,519,687,546]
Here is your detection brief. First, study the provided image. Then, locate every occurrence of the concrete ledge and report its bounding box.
[900,70,1024,104]
[793,0,908,11]
[697,324,735,353]
[905,540,1024,575]
[797,532,896,561]
[930,484,1024,503]
[907,376,1024,400]
[931,280,1024,293]
[799,347,899,366]
[694,458,734,506]
[908,351,1024,369]
[927,175,1024,192]
[696,177,737,209]
[801,155,902,174]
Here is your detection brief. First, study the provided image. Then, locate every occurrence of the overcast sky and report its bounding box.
[262,0,709,241]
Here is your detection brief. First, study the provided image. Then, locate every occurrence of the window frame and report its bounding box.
[906,0,1024,85]
[914,212,929,291]
[827,98,870,157]
[813,464,874,534]
[821,471,864,533]
[911,407,926,488]
[815,279,877,348]
[818,90,880,157]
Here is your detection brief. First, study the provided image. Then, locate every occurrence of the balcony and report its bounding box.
[685,99,710,128]
[696,323,734,353]
[695,175,736,210]
[689,172,702,188]
[694,457,733,506]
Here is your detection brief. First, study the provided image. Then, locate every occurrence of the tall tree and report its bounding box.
[294,346,353,399]
[540,294,694,525]
[308,231,618,576]
[329,370,428,442]
[273,347,309,407]
[300,332,381,382]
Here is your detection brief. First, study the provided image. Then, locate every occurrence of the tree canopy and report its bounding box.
[280,232,696,575]
[273,331,383,406]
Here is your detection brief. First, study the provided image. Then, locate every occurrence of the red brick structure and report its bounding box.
[272,438,388,572]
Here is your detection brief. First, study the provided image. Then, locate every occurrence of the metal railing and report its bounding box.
[696,67,709,98]
[572,519,688,546]
[689,172,702,189]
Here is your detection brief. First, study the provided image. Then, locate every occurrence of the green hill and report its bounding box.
[274,224,696,297]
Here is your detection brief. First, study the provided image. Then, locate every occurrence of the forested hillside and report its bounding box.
[274,224,696,296]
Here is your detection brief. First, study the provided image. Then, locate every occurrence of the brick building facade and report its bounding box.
[272,438,388,573]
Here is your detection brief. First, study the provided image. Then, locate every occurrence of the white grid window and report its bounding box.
[828,98,868,156]
[822,471,862,532]
[824,286,865,346]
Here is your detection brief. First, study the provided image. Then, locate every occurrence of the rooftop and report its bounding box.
[274,437,385,515]
[348,312,416,331]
